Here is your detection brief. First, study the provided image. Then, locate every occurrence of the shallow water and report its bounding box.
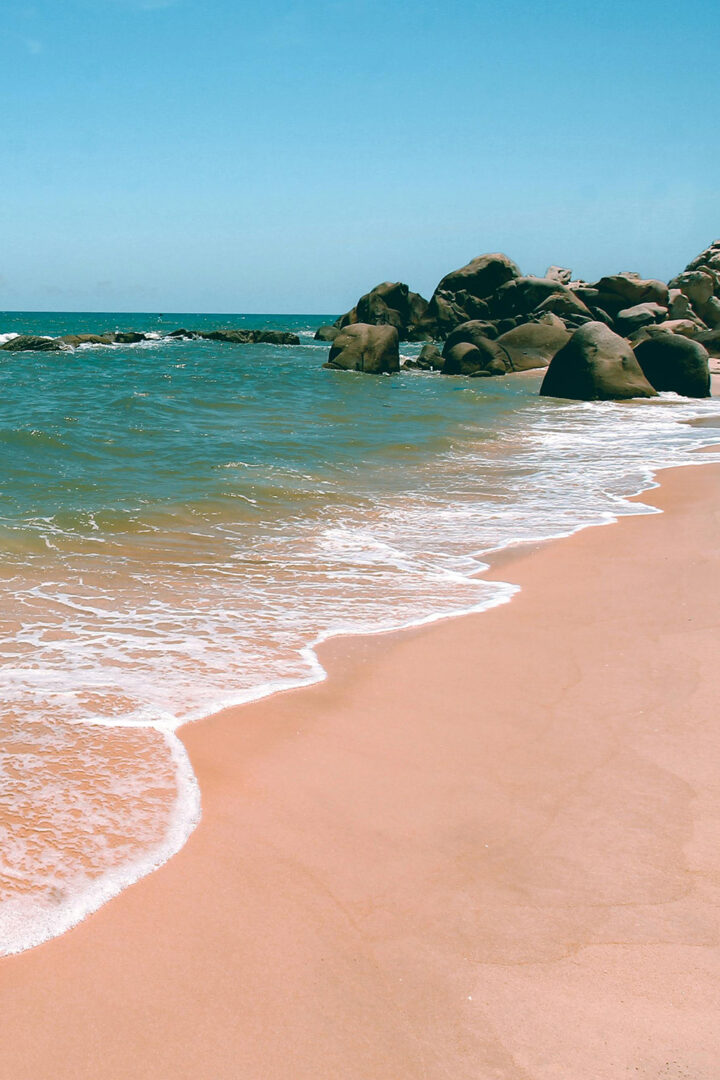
[1,310,719,954]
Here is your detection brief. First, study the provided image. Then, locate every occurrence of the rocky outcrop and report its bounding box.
[0,335,65,352]
[633,333,711,398]
[200,330,300,345]
[496,321,570,371]
[326,323,400,374]
[333,282,429,342]
[540,322,658,401]
[323,242,720,356]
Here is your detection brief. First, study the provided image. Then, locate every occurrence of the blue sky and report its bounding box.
[2,0,719,312]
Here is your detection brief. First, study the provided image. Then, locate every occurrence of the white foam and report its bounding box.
[0,728,200,956]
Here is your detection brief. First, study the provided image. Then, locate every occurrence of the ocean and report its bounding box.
[1,310,719,955]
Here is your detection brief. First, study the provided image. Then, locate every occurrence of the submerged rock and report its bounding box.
[633,332,710,398]
[326,323,400,374]
[540,322,658,401]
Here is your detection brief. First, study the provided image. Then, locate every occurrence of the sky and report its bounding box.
[1,0,719,313]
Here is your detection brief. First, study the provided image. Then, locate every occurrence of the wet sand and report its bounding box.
[2,461,720,1079]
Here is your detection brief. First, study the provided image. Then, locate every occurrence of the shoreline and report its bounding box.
[3,411,720,960]
[3,456,720,1077]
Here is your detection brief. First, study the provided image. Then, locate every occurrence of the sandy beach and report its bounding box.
[2,457,720,1079]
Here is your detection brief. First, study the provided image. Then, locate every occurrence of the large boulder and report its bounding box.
[0,334,65,352]
[441,338,508,377]
[326,323,399,374]
[591,274,669,315]
[334,281,429,341]
[419,253,521,338]
[540,322,658,401]
[633,333,710,398]
[496,321,571,372]
[614,302,667,336]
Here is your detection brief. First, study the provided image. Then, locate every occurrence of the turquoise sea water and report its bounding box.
[2,310,720,954]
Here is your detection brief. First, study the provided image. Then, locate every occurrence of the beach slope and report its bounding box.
[2,463,720,1079]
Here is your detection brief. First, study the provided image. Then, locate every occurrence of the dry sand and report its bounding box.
[2,461,720,1080]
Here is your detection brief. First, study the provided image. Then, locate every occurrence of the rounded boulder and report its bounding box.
[633,332,710,398]
[540,322,658,401]
[326,323,400,374]
[496,321,570,372]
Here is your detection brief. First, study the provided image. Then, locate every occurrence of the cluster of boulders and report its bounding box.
[320,242,720,400]
[0,328,300,352]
